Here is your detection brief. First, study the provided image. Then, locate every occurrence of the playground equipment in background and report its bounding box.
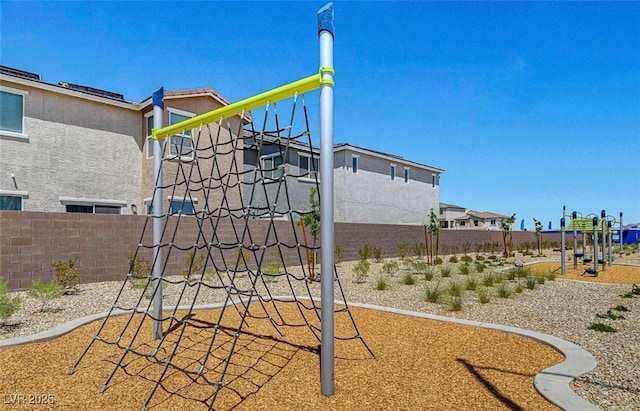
[560,206,623,276]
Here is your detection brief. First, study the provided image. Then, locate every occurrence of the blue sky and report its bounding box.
[1,1,638,228]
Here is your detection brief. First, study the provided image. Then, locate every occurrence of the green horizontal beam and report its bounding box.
[152,70,329,141]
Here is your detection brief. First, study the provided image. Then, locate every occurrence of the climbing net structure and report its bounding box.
[70,68,373,410]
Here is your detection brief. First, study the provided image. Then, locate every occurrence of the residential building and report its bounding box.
[439,202,508,230]
[2,65,443,225]
[333,144,443,225]
[0,66,244,216]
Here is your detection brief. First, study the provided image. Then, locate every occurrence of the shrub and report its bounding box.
[448,256,459,263]
[496,283,512,298]
[353,259,371,283]
[433,257,443,265]
[596,310,625,320]
[514,266,530,278]
[375,276,390,290]
[440,265,452,278]
[536,276,546,285]
[51,257,81,290]
[477,288,491,304]
[505,270,517,281]
[412,259,428,274]
[458,263,471,276]
[182,251,205,279]
[493,273,505,284]
[474,261,486,273]
[412,243,425,258]
[514,283,524,293]
[28,279,64,312]
[445,297,463,312]
[448,281,463,297]
[358,244,372,261]
[424,283,443,303]
[0,280,22,323]
[334,244,344,265]
[464,277,478,291]
[397,242,411,258]
[382,261,399,275]
[525,277,537,290]
[402,272,416,285]
[482,273,495,287]
[613,305,629,312]
[205,269,222,282]
[372,246,384,263]
[545,272,557,281]
[460,255,473,263]
[588,323,617,333]
[261,264,280,282]
[475,255,485,261]
[423,266,435,281]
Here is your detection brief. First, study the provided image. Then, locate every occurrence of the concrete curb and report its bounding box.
[0,298,599,411]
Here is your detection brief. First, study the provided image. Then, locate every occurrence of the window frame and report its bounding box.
[404,168,410,183]
[390,164,396,181]
[0,85,29,140]
[168,196,198,216]
[167,108,195,161]
[60,197,125,214]
[145,111,155,159]
[261,153,284,180]
[298,153,320,181]
[0,190,27,211]
[351,155,359,174]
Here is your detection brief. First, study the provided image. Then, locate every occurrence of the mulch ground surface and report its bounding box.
[1,302,563,410]
[527,262,640,284]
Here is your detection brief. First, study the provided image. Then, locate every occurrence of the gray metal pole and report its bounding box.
[601,210,606,272]
[607,220,613,265]
[318,2,335,397]
[560,218,566,274]
[592,217,598,274]
[152,88,164,340]
[619,212,624,251]
[572,212,578,269]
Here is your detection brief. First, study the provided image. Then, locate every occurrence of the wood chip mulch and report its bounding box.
[0,301,565,411]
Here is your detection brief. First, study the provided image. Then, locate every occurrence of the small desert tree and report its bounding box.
[427,208,440,264]
[499,213,517,258]
[0,280,22,325]
[299,187,320,281]
[533,218,543,256]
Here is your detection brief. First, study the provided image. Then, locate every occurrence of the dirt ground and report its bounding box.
[0,302,563,411]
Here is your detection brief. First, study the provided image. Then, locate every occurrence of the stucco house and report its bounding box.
[2,65,443,225]
[0,65,244,216]
[439,202,509,230]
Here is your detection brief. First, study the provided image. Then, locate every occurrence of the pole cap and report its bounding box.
[317,3,335,36]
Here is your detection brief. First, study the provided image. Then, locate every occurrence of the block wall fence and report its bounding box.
[0,211,555,290]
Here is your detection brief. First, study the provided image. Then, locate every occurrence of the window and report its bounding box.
[490,219,496,225]
[460,221,466,227]
[299,154,319,179]
[352,155,358,173]
[262,154,283,179]
[145,113,154,158]
[390,165,396,180]
[404,168,409,183]
[474,220,479,227]
[170,199,195,215]
[0,195,22,210]
[0,86,28,136]
[66,204,122,214]
[168,111,194,160]
[432,174,436,187]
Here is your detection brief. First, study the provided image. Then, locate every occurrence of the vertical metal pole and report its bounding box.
[592,217,598,274]
[619,212,624,251]
[572,212,578,269]
[560,218,566,274]
[601,210,606,272]
[318,2,335,397]
[607,221,613,265]
[152,88,164,340]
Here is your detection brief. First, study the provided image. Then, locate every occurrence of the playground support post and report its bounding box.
[572,211,578,269]
[607,221,613,265]
[318,1,335,398]
[151,88,164,340]
[560,217,566,274]
[619,212,624,251]
[601,210,607,272]
[592,217,599,274]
